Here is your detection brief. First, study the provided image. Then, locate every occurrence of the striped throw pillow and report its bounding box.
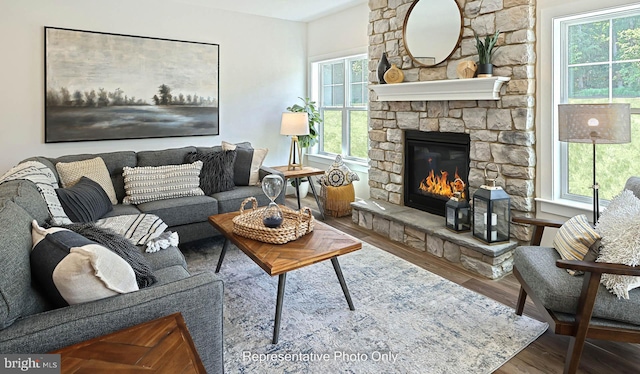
[122,161,204,205]
[553,214,601,275]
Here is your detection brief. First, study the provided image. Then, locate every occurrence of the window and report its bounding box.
[555,5,640,204]
[315,55,368,160]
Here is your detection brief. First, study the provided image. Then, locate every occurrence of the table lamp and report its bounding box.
[280,112,309,171]
[558,103,631,223]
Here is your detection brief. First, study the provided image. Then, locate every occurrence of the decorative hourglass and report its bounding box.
[261,174,285,228]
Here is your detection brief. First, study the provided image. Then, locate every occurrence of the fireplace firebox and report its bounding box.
[404,130,470,216]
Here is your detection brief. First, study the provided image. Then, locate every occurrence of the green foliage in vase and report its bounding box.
[474,30,500,64]
[286,97,322,149]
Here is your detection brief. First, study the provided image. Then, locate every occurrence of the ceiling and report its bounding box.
[169,0,368,22]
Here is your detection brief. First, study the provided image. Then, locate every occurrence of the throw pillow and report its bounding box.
[56,157,118,205]
[553,214,601,275]
[56,176,113,222]
[30,221,138,308]
[323,154,360,187]
[222,141,268,186]
[184,150,236,195]
[595,189,640,299]
[57,222,157,288]
[122,161,205,205]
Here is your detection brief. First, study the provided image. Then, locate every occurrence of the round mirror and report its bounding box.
[403,0,463,67]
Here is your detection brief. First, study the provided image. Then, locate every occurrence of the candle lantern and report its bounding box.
[472,164,510,244]
[445,178,470,232]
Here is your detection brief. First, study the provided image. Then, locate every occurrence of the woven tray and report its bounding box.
[232,197,314,244]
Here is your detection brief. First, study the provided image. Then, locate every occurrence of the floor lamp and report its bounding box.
[558,103,631,223]
[280,112,309,171]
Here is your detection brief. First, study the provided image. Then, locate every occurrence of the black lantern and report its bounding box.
[445,179,470,232]
[472,164,510,244]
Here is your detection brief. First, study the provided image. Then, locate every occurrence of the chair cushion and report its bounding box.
[135,195,218,227]
[514,246,640,326]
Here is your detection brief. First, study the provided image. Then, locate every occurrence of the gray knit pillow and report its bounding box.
[184,150,236,195]
[122,161,204,205]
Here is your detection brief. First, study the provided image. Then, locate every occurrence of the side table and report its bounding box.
[52,313,206,374]
[272,165,325,219]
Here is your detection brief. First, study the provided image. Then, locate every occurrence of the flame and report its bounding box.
[419,168,466,199]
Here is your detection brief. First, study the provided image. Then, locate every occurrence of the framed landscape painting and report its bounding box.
[44,27,219,143]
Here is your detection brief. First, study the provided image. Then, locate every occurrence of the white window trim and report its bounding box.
[537,0,640,220]
[307,47,368,171]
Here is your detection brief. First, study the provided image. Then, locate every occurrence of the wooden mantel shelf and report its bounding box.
[369,76,510,101]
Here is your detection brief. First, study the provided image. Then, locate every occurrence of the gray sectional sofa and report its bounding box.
[0,144,284,373]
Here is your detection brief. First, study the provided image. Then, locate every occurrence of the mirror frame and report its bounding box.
[402,0,464,67]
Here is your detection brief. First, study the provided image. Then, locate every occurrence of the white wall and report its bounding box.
[306,3,370,199]
[0,0,307,173]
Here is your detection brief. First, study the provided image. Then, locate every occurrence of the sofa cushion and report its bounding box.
[56,176,113,222]
[137,147,197,167]
[222,141,267,186]
[55,157,119,205]
[0,201,51,329]
[31,223,139,308]
[49,151,137,204]
[122,162,205,205]
[212,186,271,213]
[184,150,236,195]
[136,195,218,227]
[143,245,187,270]
[100,203,142,219]
[0,180,50,225]
[514,246,640,326]
[150,265,191,286]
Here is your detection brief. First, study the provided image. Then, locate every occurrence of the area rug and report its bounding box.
[182,237,547,373]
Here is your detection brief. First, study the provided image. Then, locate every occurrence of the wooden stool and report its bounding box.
[321,183,355,217]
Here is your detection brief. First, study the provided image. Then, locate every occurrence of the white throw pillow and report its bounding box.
[122,161,204,205]
[56,157,118,205]
[595,190,640,299]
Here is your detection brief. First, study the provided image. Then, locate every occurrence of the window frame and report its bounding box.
[314,53,368,162]
[549,3,640,214]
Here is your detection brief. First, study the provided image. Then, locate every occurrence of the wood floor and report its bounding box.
[287,195,640,374]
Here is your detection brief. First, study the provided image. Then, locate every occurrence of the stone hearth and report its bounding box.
[366,0,537,247]
[351,199,517,279]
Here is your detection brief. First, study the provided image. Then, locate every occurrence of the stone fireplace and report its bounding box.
[350,0,537,279]
[404,130,470,216]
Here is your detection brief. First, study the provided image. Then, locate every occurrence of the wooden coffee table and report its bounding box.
[52,313,206,373]
[208,211,361,344]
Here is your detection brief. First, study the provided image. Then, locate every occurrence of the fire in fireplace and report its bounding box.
[404,130,470,216]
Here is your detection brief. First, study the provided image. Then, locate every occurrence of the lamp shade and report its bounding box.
[280,112,309,136]
[558,103,631,144]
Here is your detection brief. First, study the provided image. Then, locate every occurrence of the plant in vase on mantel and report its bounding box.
[474,30,500,78]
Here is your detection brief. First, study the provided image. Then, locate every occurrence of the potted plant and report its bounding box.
[474,30,500,77]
